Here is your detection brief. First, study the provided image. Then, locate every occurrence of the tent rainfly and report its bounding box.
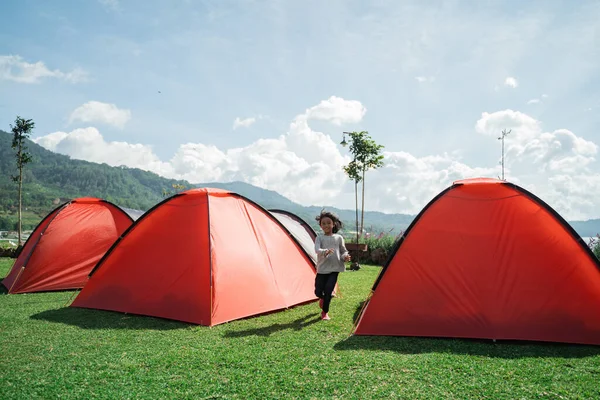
[2,198,138,294]
[269,209,317,264]
[354,178,600,345]
[71,188,319,326]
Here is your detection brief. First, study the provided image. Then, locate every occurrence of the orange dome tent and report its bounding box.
[354,178,600,345]
[71,188,319,326]
[2,198,137,294]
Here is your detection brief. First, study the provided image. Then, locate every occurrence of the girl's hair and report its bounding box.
[315,209,343,233]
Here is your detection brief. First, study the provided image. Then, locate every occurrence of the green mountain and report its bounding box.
[0,130,188,228]
[0,129,415,233]
[1,129,599,237]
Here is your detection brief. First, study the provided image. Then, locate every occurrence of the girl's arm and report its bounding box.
[314,235,329,257]
[339,235,349,258]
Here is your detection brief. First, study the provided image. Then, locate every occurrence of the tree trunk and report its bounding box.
[354,179,359,242]
[360,167,366,235]
[17,152,23,246]
[354,178,359,266]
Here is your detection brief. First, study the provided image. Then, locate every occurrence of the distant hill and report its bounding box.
[0,129,188,229]
[195,181,414,233]
[568,221,600,239]
[0,129,599,236]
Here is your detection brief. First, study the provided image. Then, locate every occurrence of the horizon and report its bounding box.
[3,128,599,225]
[1,1,599,220]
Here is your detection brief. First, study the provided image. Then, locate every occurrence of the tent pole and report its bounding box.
[8,266,25,294]
[64,289,80,306]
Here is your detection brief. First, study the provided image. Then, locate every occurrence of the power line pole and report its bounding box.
[498,129,511,180]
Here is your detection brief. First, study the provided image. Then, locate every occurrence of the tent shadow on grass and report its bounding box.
[338,302,600,359]
[223,313,322,338]
[31,307,189,331]
[334,335,600,359]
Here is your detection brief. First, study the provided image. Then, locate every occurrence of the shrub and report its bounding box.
[0,246,19,258]
[590,235,600,260]
[344,230,403,266]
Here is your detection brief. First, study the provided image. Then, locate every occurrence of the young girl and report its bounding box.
[314,210,351,320]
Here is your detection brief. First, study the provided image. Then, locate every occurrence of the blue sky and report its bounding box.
[1,0,599,220]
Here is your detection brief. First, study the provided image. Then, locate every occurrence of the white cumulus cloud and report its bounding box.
[476,109,539,139]
[504,77,518,88]
[543,175,600,221]
[69,101,132,129]
[304,95,367,126]
[527,94,548,105]
[476,110,597,174]
[364,152,498,215]
[233,116,257,130]
[32,99,600,221]
[33,127,172,174]
[0,55,87,84]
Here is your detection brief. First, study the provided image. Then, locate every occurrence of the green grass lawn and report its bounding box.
[1,258,599,399]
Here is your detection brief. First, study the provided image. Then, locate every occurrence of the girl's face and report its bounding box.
[320,217,334,235]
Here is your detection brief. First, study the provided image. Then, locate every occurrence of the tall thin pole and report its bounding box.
[498,129,511,180]
[501,133,504,180]
[355,173,359,265]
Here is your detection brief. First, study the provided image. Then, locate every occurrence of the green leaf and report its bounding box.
[341,131,385,180]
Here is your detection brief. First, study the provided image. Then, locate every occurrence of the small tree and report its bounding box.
[162,183,187,198]
[342,131,385,269]
[10,116,35,246]
[342,131,384,234]
[356,135,384,235]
